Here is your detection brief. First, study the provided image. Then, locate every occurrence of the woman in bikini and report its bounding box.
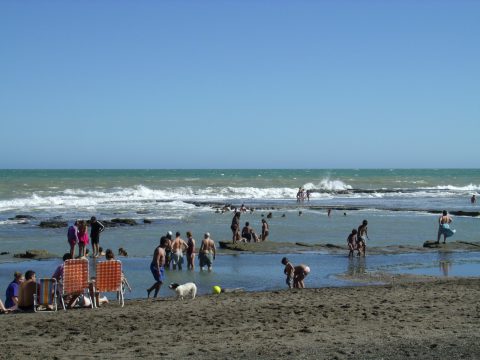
[437,210,453,244]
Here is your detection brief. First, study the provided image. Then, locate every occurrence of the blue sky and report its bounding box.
[0,1,478,169]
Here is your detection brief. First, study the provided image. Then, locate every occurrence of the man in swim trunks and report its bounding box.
[199,232,216,271]
[171,231,188,270]
[147,237,166,298]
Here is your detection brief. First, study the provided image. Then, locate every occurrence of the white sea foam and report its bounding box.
[0,181,476,214]
[304,179,352,191]
[0,185,298,212]
[425,184,480,192]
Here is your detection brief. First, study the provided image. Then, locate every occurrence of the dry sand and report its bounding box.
[1,278,480,359]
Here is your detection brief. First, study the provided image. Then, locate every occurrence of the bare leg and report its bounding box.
[70,243,75,259]
[78,244,85,258]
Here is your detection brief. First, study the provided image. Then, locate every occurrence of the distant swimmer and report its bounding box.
[471,194,477,204]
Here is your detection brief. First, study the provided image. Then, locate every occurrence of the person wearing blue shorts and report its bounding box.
[147,237,167,298]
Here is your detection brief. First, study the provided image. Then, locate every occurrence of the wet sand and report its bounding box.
[1,278,480,359]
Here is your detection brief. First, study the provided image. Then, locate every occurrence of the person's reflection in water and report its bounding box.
[347,256,367,277]
[438,252,452,276]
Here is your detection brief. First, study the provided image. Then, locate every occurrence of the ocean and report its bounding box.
[0,169,479,298]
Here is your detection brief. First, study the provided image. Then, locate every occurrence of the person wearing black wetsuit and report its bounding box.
[90,216,105,258]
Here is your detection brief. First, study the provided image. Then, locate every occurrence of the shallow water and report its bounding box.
[2,251,479,302]
[1,169,479,303]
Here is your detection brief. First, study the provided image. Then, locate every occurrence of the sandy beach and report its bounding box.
[1,277,479,359]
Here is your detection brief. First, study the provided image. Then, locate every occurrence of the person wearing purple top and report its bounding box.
[67,220,79,259]
[5,272,24,309]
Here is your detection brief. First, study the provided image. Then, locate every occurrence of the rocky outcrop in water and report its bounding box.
[105,218,138,226]
[39,220,68,228]
[14,249,57,259]
[9,215,36,220]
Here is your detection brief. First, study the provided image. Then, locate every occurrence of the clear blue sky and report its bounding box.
[0,1,478,169]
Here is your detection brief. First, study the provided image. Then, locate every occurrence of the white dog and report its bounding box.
[168,282,197,300]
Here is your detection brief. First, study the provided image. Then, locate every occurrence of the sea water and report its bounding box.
[0,169,479,299]
[1,251,480,300]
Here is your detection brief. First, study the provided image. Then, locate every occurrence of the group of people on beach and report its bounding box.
[0,215,128,313]
[296,188,311,202]
[147,231,216,298]
[0,246,126,313]
[1,202,466,312]
[230,211,269,243]
[281,257,310,288]
[67,216,105,259]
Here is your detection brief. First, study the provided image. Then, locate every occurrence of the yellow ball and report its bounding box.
[213,285,222,294]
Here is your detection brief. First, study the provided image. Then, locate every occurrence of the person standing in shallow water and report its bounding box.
[357,220,369,256]
[147,237,166,298]
[281,257,294,289]
[77,220,89,258]
[186,231,196,270]
[347,229,357,257]
[231,212,241,243]
[261,219,269,241]
[90,216,105,258]
[67,220,79,259]
[199,232,216,271]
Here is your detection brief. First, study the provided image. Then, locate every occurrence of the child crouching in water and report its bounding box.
[281,257,294,289]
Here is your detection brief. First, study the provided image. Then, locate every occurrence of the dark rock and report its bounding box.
[325,243,344,249]
[0,251,10,255]
[9,215,36,220]
[14,249,57,259]
[110,218,138,226]
[143,219,152,224]
[39,220,68,228]
[423,241,441,248]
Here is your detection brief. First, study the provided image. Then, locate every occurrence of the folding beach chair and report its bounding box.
[94,260,124,307]
[34,278,58,312]
[61,258,93,310]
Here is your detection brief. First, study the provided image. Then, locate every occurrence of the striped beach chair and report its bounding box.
[62,258,93,310]
[34,278,58,312]
[95,260,124,307]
